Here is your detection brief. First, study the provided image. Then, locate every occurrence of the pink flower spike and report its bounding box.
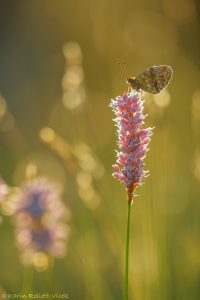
[110,91,153,204]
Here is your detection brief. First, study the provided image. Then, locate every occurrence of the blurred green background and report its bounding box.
[0,0,200,299]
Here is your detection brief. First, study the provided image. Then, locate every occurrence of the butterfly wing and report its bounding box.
[135,65,173,94]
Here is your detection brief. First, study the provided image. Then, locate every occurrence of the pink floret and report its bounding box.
[110,91,153,203]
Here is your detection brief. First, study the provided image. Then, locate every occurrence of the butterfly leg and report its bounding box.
[127,86,132,93]
[138,89,144,97]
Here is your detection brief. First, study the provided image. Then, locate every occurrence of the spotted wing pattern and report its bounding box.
[135,65,173,94]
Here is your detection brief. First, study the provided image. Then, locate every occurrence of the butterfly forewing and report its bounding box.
[134,65,173,94]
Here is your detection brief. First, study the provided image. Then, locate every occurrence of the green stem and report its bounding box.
[125,202,132,300]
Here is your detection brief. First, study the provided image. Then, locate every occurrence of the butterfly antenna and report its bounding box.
[117,61,129,78]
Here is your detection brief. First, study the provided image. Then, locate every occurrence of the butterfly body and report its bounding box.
[127,65,173,94]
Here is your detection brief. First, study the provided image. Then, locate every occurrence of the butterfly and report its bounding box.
[126,65,173,94]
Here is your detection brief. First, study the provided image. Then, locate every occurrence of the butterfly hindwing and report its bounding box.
[134,65,173,94]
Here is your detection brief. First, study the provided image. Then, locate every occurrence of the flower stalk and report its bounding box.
[125,201,131,300]
[110,91,153,299]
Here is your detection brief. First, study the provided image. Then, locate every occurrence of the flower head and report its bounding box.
[12,177,70,269]
[110,91,153,204]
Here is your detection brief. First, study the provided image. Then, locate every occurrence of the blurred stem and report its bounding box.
[22,266,33,293]
[45,257,54,291]
[125,202,132,300]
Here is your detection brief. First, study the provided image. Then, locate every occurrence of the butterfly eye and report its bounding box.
[126,77,135,84]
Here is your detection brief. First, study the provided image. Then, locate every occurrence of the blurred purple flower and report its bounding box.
[110,91,153,204]
[13,177,70,266]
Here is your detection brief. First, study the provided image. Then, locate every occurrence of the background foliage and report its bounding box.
[0,0,200,299]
